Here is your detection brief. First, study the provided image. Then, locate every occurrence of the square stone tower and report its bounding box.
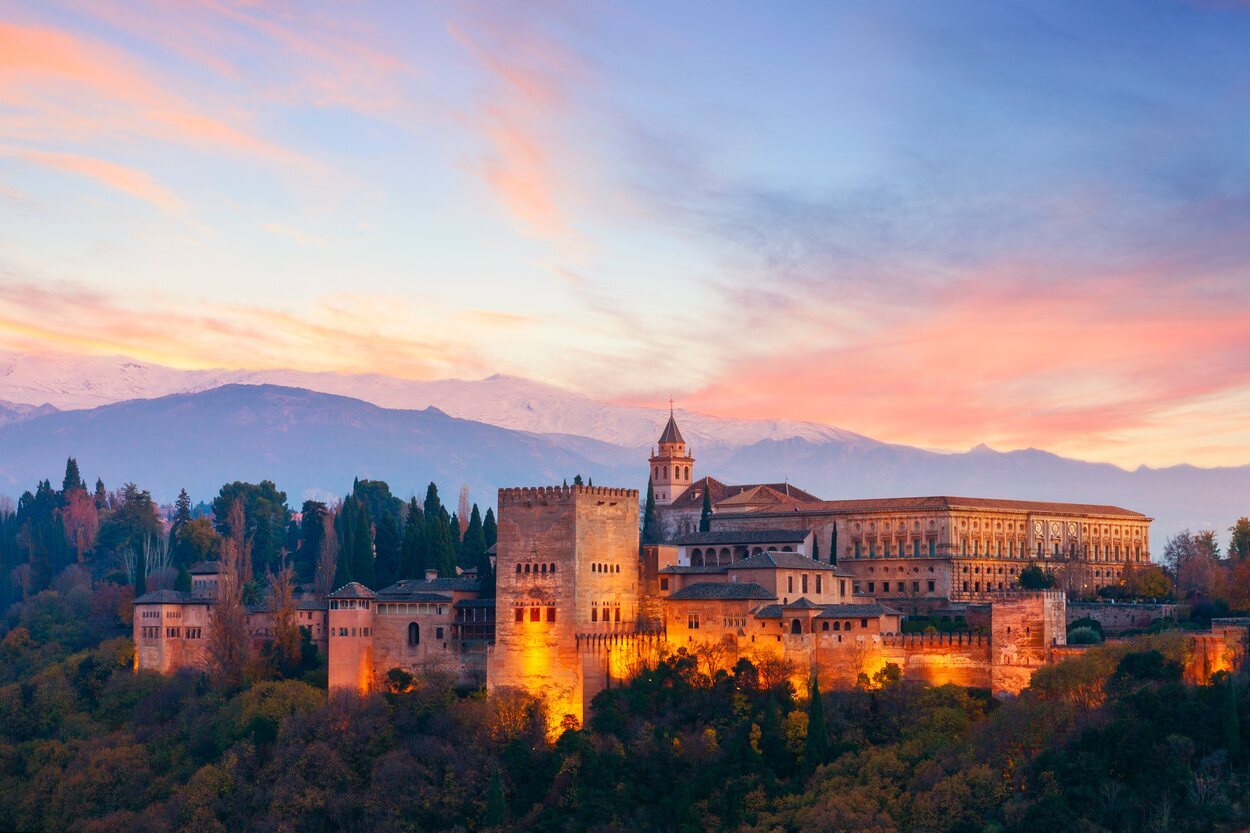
[489,484,639,728]
[990,590,1067,694]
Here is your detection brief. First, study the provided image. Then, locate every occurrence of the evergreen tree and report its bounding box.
[483,507,498,550]
[562,478,568,488]
[811,538,820,561]
[462,504,486,570]
[352,505,374,587]
[423,483,442,528]
[173,489,192,529]
[1224,676,1242,761]
[699,489,712,532]
[401,498,427,578]
[804,676,828,770]
[485,766,506,828]
[642,475,659,545]
[334,500,355,587]
[169,488,194,565]
[428,511,457,577]
[830,526,838,564]
[374,511,402,588]
[450,512,462,562]
[174,563,192,593]
[61,457,85,494]
[587,477,593,487]
[93,478,108,510]
[297,500,328,581]
[573,474,584,486]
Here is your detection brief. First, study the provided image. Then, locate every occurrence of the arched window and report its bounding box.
[524,563,531,573]
[550,563,556,573]
[790,619,803,635]
[691,549,704,567]
[540,563,547,573]
[408,622,419,646]
[684,466,690,479]
[664,466,668,479]
[833,621,841,631]
[821,621,830,631]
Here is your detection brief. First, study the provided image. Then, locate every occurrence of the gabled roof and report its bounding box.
[727,551,838,571]
[673,528,810,546]
[784,597,822,610]
[658,412,685,444]
[667,581,777,601]
[796,495,1148,519]
[668,476,821,509]
[328,582,377,599]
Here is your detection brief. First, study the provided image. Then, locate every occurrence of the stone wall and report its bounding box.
[489,485,639,728]
[1067,601,1183,634]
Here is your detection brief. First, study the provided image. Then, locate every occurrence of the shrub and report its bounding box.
[1067,626,1101,645]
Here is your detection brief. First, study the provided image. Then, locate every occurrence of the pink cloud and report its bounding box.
[0,145,188,214]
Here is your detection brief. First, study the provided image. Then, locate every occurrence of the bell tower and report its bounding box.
[648,403,694,506]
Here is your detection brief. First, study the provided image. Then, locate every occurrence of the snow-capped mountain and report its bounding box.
[0,351,875,450]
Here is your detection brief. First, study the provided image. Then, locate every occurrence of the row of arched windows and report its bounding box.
[652,465,691,480]
[516,562,557,574]
[591,563,620,573]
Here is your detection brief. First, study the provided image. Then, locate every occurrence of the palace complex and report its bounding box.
[135,411,1246,726]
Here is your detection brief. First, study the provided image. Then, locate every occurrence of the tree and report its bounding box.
[211,481,288,577]
[804,676,827,771]
[483,507,498,551]
[352,480,403,528]
[208,531,251,688]
[401,498,427,578]
[61,457,85,495]
[61,488,99,563]
[1230,517,1250,561]
[457,485,471,536]
[296,500,327,581]
[642,476,659,545]
[699,489,712,532]
[270,554,301,675]
[573,475,584,487]
[428,511,457,578]
[314,510,339,598]
[1223,675,1241,761]
[335,498,355,587]
[225,499,254,589]
[352,504,374,587]
[1124,564,1172,600]
[374,512,401,588]
[1165,530,1221,599]
[175,518,220,565]
[174,563,192,593]
[484,766,506,828]
[1019,565,1056,590]
[92,478,108,511]
[462,504,487,571]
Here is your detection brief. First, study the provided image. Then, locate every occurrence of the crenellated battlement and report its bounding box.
[498,484,639,503]
[881,631,986,647]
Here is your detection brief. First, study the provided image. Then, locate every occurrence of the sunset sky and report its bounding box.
[1,1,1249,469]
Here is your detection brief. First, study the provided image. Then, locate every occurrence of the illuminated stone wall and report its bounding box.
[990,591,1067,694]
[133,600,212,673]
[328,600,375,693]
[489,485,639,728]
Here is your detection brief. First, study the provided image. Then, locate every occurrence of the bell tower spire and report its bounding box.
[649,403,694,506]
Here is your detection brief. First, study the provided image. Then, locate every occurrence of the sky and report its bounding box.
[1,1,1249,470]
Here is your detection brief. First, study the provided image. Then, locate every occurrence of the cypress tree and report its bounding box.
[374,511,402,588]
[423,483,442,527]
[1224,676,1242,761]
[401,497,427,578]
[334,500,354,587]
[812,538,820,561]
[428,512,457,577]
[62,457,85,494]
[642,476,659,545]
[805,676,828,771]
[462,504,487,571]
[352,505,374,587]
[573,474,583,486]
[483,508,498,550]
[699,489,712,532]
[174,563,192,593]
[484,766,506,828]
[830,525,838,564]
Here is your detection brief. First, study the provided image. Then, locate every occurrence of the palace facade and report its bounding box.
[134,412,1244,728]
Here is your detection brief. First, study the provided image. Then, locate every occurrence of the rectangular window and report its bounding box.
[852,581,860,594]
[660,578,669,591]
[897,581,905,592]
[929,540,936,557]
[816,576,822,594]
[688,613,699,629]
[927,581,935,592]
[898,541,905,557]
[869,542,876,558]
[855,541,861,558]
[861,618,869,628]
[436,627,444,640]
[912,581,919,592]
[363,627,370,637]
[914,540,921,557]
[787,576,794,593]
[515,607,524,623]
[592,607,598,622]
[962,582,968,592]
[547,607,556,623]
[801,574,808,594]
[867,581,875,593]
[614,606,621,623]
[530,606,540,622]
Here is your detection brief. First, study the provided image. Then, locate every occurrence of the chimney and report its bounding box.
[425,569,439,582]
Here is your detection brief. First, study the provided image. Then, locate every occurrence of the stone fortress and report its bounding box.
[135,410,1247,726]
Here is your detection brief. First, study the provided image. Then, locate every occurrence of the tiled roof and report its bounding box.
[328,582,377,599]
[727,551,838,571]
[669,477,821,508]
[379,577,480,594]
[793,495,1148,519]
[755,602,903,619]
[658,565,730,574]
[295,598,327,611]
[378,592,453,603]
[673,528,810,546]
[133,589,196,605]
[667,581,777,601]
[188,561,225,575]
[658,413,685,444]
[455,599,497,608]
[784,597,822,609]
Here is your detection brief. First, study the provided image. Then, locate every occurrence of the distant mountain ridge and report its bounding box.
[0,381,1242,546]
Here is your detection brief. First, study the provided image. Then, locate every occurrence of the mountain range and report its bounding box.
[0,350,1245,545]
